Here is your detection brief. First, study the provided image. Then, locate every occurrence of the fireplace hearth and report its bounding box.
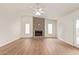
[35,30,42,36]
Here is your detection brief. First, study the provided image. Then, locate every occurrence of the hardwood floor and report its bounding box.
[0,38,79,55]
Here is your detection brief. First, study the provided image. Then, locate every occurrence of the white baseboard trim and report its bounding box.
[20,37,57,39]
[58,37,73,46]
[74,44,79,48]
[0,37,20,47]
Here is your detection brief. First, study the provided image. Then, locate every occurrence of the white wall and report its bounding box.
[57,9,79,46]
[45,19,57,37]
[0,14,21,47]
[21,16,33,37]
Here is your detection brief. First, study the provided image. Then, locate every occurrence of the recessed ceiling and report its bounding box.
[0,3,79,19]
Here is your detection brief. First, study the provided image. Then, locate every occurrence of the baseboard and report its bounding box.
[20,37,33,39]
[0,37,20,47]
[20,37,57,39]
[74,43,79,48]
[58,37,73,46]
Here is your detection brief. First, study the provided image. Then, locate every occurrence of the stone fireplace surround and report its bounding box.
[33,17,45,37]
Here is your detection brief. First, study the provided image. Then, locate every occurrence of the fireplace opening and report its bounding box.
[35,30,42,36]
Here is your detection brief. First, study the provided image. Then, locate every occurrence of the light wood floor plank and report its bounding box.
[0,38,79,55]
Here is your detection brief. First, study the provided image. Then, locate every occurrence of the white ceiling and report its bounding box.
[0,3,79,19]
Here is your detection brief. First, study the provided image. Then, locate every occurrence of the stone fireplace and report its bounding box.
[33,17,45,37]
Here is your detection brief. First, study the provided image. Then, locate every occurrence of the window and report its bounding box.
[76,20,79,28]
[76,20,79,44]
[25,24,30,34]
[48,24,53,34]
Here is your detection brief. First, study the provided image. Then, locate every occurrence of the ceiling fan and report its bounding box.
[33,3,44,16]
